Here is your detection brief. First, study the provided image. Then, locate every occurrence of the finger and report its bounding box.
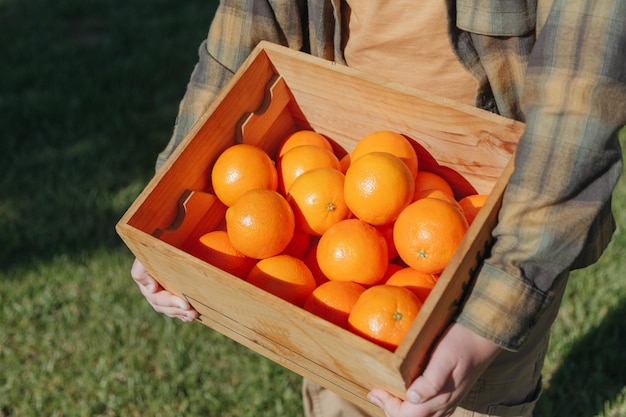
[131,258,157,292]
[140,286,191,310]
[144,289,198,322]
[155,304,198,322]
[146,288,192,310]
[368,388,401,416]
[406,328,459,404]
[369,388,454,417]
[406,373,444,404]
[130,259,198,322]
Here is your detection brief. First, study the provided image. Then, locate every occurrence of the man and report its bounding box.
[131,1,626,416]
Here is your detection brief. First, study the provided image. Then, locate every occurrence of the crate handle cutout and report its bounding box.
[152,189,226,249]
[235,74,293,146]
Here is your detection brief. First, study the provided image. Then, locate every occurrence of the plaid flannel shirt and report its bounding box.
[156,0,626,351]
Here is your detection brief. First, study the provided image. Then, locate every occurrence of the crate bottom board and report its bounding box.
[188,293,386,416]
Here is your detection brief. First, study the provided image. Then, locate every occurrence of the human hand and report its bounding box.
[130,258,198,322]
[367,322,501,417]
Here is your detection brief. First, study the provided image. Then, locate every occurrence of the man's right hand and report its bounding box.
[131,258,198,322]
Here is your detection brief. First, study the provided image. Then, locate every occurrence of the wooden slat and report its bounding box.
[263,44,522,196]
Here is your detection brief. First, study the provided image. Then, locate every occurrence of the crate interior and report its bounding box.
[125,45,521,243]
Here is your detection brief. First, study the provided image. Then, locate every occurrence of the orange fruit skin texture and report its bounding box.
[277,130,334,159]
[204,129,472,348]
[287,167,352,236]
[303,242,330,286]
[190,230,257,279]
[381,262,405,282]
[458,194,489,226]
[344,152,415,226]
[339,153,351,174]
[211,144,278,207]
[414,188,464,215]
[348,285,423,351]
[393,197,469,275]
[282,227,312,259]
[384,267,438,303]
[376,222,399,262]
[225,189,295,259]
[350,130,419,179]
[303,280,366,329]
[413,171,455,200]
[247,254,317,306]
[277,145,341,195]
[316,219,388,286]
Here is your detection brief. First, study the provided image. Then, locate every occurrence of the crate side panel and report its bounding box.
[124,51,279,235]
[395,160,514,383]
[121,229,409,400]
[264,46,523,195]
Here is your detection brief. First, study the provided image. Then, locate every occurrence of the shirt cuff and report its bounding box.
[454,262,555,352]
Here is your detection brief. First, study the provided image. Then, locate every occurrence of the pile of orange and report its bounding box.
[181,129,489,351]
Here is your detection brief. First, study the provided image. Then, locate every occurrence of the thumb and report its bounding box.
[406,372,446,404]
[405,329,458,404]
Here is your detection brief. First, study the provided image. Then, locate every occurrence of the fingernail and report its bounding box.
[146,283,155,292]
[407,390,422,404]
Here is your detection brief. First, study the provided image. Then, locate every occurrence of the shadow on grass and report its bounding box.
[0,0,218,270]
[535,298,626,417]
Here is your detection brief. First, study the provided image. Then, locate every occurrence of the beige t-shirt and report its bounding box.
[342,0,477,106]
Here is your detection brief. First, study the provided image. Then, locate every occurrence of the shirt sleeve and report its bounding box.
[456,0,626,351]
[155,1,308,171]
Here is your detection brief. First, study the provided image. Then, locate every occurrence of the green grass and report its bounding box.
[0,0,624,415]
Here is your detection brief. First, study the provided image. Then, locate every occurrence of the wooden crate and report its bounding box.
[116,41,524,415]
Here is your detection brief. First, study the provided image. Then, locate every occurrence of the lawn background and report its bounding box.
[0,0,624,416]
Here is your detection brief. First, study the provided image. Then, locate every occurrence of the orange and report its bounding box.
[376,222,399,262]
[339,153,351,174]
[344,152,415,226]
[211,143,278,207]
[287,167,352,236]
[413,188,462,211]
[277,145,341,194]
[458,194,489,226]
[190,230,257,279]
[303,242,330,286]
[303,280,366,329]
[413,171,455,200]
[225,189,295,259]
[348,285,422,351]
[282,228,312,258]
[316,218,388,285]
[382,262,404,283]
[393,197,469,275]
[350,130,419,179]
[246,254,316,306]
[277,130,334,159]
[384,267,438,302]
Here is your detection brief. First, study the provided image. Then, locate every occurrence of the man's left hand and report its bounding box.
[367,323,501,417]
